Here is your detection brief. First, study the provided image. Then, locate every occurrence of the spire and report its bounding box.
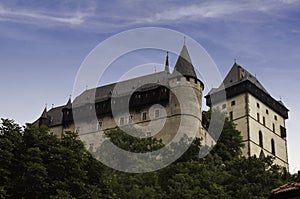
[39,106,51,127]
[65,98,72,109]
[41,107,48,118]
[165,51,170,73]
[172,41,197,78]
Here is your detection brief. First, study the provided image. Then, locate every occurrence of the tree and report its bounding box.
[0,120,103,198]
[0,115,297,198]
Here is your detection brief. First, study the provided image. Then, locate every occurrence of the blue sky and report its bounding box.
[0,0,299,172]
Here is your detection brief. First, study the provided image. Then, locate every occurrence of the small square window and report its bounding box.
[155,109,160,118]
[128,115,133,124]
[89,143,94,151]
[98,121,102,130]
[231,100,236,106]
[120,117,124,125]
[142,112,147,121]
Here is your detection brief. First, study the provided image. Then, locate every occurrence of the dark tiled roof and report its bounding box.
[46,105,65,126]
[36,44,200,127]
[172,44,197,79]
[271,182,300,194]
[37,71,171,127]
[40,107,50,119]
[269,182,300,198]
[73,71,170,107]
[221,62,269,94]
[34,106,64,127]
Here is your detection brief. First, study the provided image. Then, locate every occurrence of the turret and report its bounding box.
[62,98,73,127]
[168,41,205,138]
[38,107,51,127]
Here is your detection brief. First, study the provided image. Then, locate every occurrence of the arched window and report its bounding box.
[259,131,263,147]
[271,139,275,155]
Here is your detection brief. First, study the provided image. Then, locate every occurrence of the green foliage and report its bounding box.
[104,127,164,153]
[0,113,297,198]
[0,120,103,198]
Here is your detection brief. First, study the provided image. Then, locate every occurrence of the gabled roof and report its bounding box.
[172,44,197,79]
[223,62,269,94]
[205,62,289,119]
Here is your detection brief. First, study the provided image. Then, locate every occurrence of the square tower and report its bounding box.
[205,63,289,169]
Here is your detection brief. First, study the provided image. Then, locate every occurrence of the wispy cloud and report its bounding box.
[0,2,95,26]
[0,0,299,33]
[136,0,299,24]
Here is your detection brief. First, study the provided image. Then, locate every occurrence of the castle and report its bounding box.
[35,43,289,169]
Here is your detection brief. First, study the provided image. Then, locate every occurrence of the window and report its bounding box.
[229,111,233,121]
[142,112,147,121]
[263,117,265,126]
[274,115,277,121]
[186,77,190,81]
[98,121,102,130]
[128,115,133,124]
[222,104,226,109]
[75,127,80,134]
[257,103,260,108]
[89,143,94,151]
[155,109,160,118]
[257,113,260,123]
[271,139,275,155]
[231,100,236,106]
[266,109,269,114]
[259,131,263,147]
[273,123,275,133]
[120,117,124,125]
[280,126,287,138]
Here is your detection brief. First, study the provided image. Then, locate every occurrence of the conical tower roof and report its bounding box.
[165,51,170,73]
[172,44,197,78]
[64,98,72,109]
[40,107,49,119]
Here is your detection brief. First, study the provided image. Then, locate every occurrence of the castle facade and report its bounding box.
[35,43,289,169]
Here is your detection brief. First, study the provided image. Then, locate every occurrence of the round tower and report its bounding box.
[165,43,204,142]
